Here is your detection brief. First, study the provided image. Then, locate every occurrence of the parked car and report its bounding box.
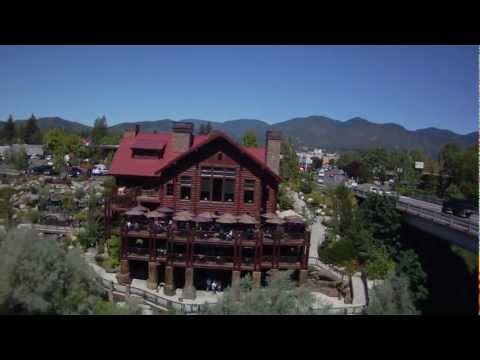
[442,199,477,218]
[68,166,84,177]
[92,164,108,176]
[31,164,54,176]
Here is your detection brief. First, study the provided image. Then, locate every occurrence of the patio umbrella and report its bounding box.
[172,214,193,222]
[125,208,146,216]
[286,216,305,224]
[155,206,174,213]
[198,211,218,219]
[237,214,259,225]
[265,216,285,225]
[216,213,237,224]
[192,216,211,223]
[261,212,277,219]
[130,204,149,212]
[174,210,193,217]
[145,210,168,218]
[278,209,299,219]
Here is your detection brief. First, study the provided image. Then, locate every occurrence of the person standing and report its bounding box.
[206,278,212,291]
[211,280,217,294]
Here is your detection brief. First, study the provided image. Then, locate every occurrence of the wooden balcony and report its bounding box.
[137,189,161,203]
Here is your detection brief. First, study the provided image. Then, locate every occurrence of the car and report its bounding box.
[68,166,84,177]
[31,164,54,176]
[370,187,378,193]
[317,179,324,184]
[92,164,108,176]
[442,199,477,218]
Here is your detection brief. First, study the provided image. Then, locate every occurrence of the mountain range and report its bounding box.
[1,116,476,157]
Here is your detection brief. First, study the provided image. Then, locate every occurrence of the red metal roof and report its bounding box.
[130,138,166,150]
[109,131,272,178]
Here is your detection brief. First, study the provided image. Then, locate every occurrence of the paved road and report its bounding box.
[355,183,478,225]
[317,168,346,187]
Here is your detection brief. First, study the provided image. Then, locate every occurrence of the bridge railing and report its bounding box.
[352,188,478,235]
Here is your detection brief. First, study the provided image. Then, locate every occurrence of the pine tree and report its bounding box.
[1,115,16,143]
[242,131,258,147]
[91,116,108,145]
[22,114,42,144]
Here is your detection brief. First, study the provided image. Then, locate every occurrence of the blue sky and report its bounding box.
[0,45,477,134]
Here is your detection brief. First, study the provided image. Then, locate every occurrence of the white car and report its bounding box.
[370,187,378,193]
[92,164,108,176]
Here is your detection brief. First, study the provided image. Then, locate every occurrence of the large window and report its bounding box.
[166,182,174,196]
[200,167,236,202]
[224,179,235,202]
[243,179,255,203]
[200,178,211,201]
[180,176,192,200]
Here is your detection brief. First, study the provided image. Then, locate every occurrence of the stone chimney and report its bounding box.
[124,127,136,139]
[124,125,140,139]
[172,122,194,153]
[265,130,281,175]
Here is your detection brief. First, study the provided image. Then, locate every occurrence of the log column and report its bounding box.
[116,259,131,285]
[182,267,197,300]
[164,265,176,296]
[231,270,241,301]
[147,261,158,290]
[252,271,262,288]
[299,269,308,286]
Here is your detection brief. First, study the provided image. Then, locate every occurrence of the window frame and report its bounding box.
[200,166,236,203]
[243,179,255,204]
[179,176,192,200]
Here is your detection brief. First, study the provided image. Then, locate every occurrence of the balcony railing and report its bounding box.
[193,255,234,264]
[279,256,300,263]
[140,189,159,197]
[126,247,150,256]
[281,232,305,241]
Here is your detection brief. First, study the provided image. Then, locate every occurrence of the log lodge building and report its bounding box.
[105,123,310,300]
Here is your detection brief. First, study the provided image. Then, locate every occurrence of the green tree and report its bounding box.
[22,114,42,144]
[78,189,104,252]
[0,187,15,229]
[107,235,121,268]
[242,130,258,148]
[279,137,300,186]
[202,271,326,315]
[0,229,103,314]
[62,192,75,216]
[10,146,29,171]
[366,274,418,315]
[43,128,66,154]
[444,183,465,200]
[91,116,108,145]
[99,133,122,145]
[395,249,428,303]
[360,193,401,255]
[1,115,16,143]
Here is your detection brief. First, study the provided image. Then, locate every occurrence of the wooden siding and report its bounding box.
[117,139,279,217]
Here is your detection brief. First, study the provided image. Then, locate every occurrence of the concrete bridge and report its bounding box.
[352,187,479,253]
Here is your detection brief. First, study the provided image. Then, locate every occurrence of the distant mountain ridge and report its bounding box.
[0,115,476,157]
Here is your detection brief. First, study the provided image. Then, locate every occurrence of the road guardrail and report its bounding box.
[352,188,478,236]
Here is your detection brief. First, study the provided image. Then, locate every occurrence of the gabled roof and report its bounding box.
[155,131,281,182]
[109,130,280,181]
